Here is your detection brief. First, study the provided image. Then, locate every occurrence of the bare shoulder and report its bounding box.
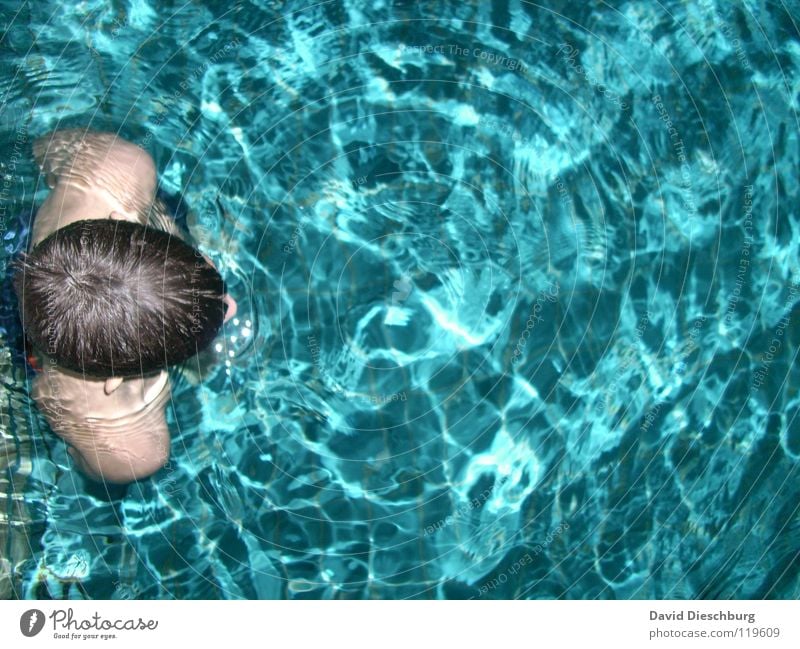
[33,129,158,220]
[33,129,156,186]
[32,363,171,432]
[32,366,172,483]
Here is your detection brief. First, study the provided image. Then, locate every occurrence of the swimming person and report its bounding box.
[12,129,237,484]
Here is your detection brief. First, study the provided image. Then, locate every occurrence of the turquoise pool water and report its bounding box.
[1,0,800,599]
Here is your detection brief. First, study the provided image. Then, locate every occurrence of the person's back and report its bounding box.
[14,129,236,484]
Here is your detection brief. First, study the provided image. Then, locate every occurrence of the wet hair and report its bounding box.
[12,219,226,377]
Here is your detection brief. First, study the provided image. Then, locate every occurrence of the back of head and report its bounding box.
[13,219,226,377]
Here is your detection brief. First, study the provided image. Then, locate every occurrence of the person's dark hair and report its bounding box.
[12,219,226,377]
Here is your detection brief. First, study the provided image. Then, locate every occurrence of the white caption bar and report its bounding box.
[1,600,798,648]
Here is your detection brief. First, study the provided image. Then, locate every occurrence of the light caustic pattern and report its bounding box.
[0,0,799,599]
